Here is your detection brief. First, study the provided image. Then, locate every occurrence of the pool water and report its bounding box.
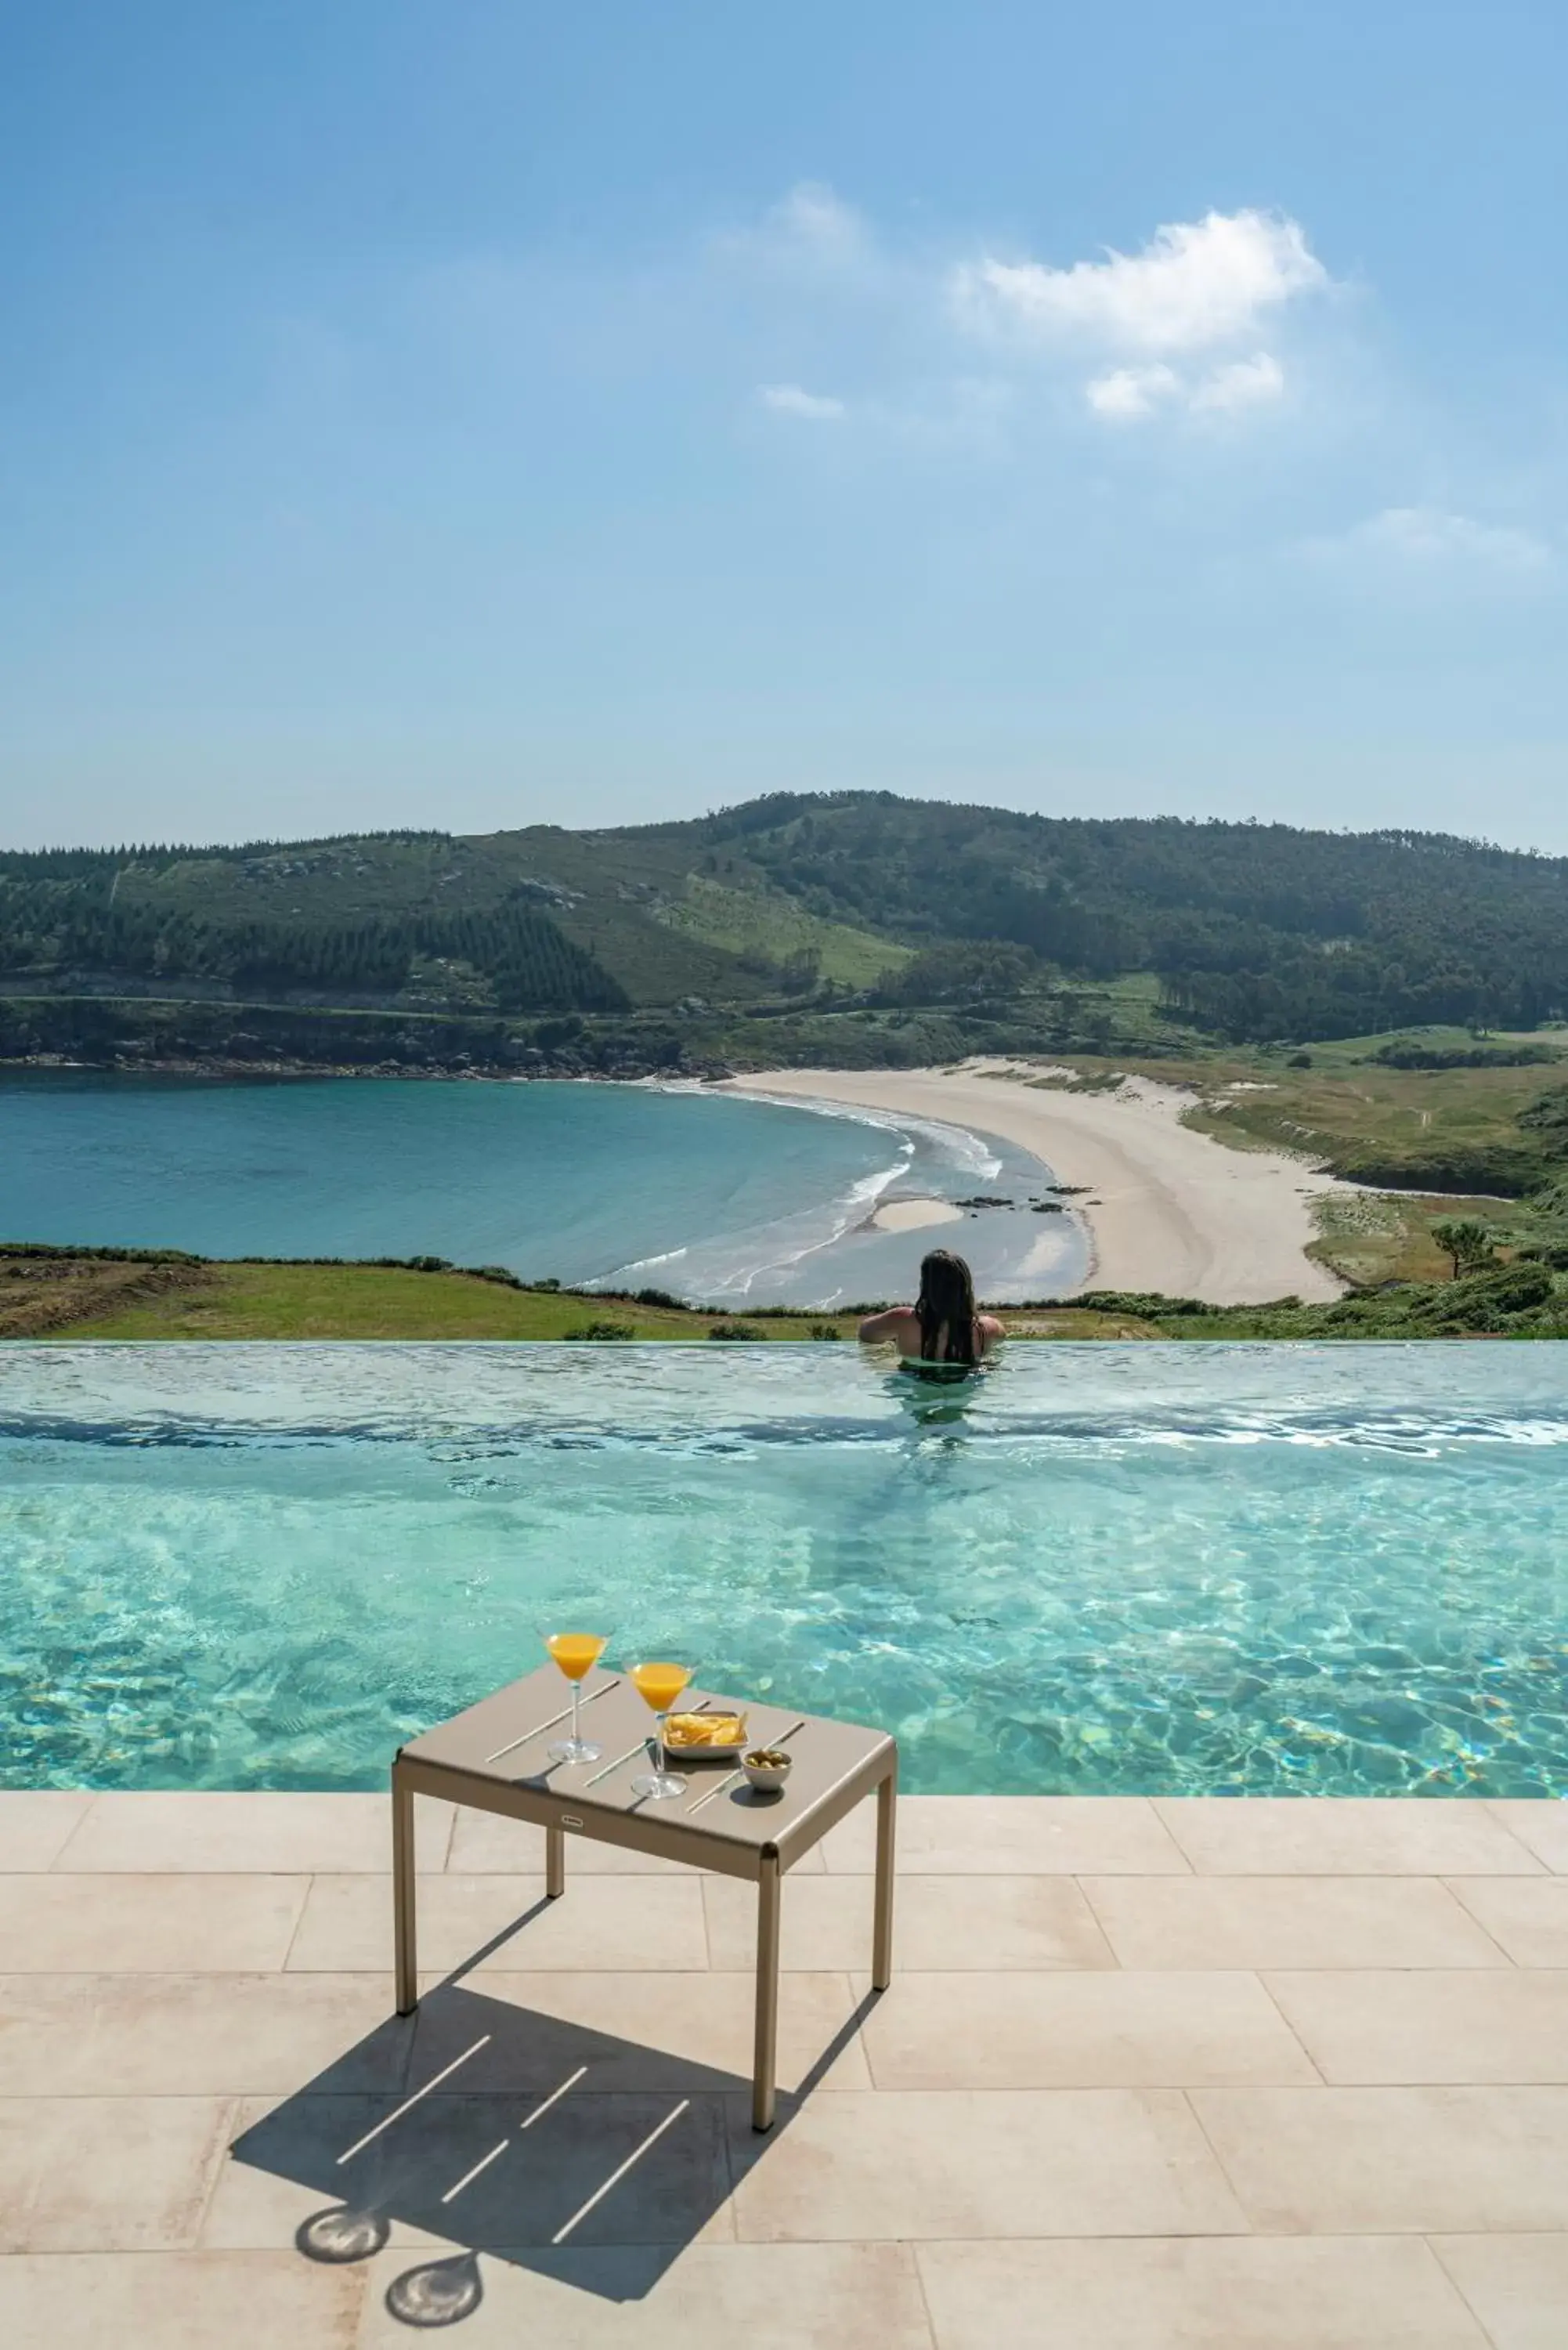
[3,1343,1566,1798]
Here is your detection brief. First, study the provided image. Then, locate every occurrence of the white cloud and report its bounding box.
[1086,350,1285,424]
[718,181,871,277]
[1360,507,1548,568]
[766,181,865,259]
[1190,351,1285,413]
[1085,363,1180,420]
[757,382,847,421]
[1303,505,1552,580]
[954,209,1328,354]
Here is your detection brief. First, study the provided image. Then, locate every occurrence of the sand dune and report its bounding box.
[734,1062,1351,1305]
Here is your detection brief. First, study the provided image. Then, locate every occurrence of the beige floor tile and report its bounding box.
[287,1875,708,1975]
[1082,1874,1509,1971]
[56,1791,454,1875]
[703,1871,1114,1973]
[212,2088,733,2253]
[1488,1803,1568,1874]
[354,2240,934,2348]
[727,2088,1246,2240]
[410,1970,870,2094]
[1193,2086,1568,2232]
[0,2095,234,2252]
[0,1873,308,1972]
[823,1795,1187,1875]
[857,1969,1317,2089]
[0,1792,94,1871]
[0,2251,363,2348]
[1155,1799,1543,1876]
[447,1810,824,1875]
[915,2235,1488,2348]
[1451,1878,1568,1968]
[1429,2232,1568,2350]
[1266,1971,1568,2085]
[0,1972,407,2097]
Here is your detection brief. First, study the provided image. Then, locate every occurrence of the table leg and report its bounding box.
[392,1762,417,2016]
[872,1765,897,1991]
[752,1849,782,2131]
[546,1822,565,1899]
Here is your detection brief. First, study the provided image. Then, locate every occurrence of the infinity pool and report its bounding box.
[3,1343,1566,1797]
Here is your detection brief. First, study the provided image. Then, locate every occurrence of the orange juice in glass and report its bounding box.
[544,1631,608,1763]
[629,1659,693,1799]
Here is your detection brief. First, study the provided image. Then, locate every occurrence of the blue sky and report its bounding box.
[2,1,1565,850]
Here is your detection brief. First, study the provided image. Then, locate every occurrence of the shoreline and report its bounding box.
[730,1061,1353,1306]
[5,1054,1346,1305]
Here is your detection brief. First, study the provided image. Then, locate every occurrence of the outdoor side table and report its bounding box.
[391,1666,897,2129]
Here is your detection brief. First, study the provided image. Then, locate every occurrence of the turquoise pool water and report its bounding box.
[3,1343,1566,1797]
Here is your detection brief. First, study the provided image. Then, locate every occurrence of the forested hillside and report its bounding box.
[696,795,1568,1040]
[3,792,1566,1050]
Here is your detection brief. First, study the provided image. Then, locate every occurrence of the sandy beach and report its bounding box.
[867,1195,966,1234]
[733,1062,1352,1305]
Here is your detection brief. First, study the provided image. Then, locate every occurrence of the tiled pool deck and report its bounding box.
[2,1792,1567,2345]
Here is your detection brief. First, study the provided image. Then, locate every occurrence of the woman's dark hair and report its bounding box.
[914,1249,978,1364]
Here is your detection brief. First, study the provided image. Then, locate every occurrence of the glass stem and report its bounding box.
[656,1709,666,1777]
[570,1679,581,1752]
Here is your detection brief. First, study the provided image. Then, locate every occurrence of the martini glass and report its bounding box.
[628,1659,694,1799]
[544,1631,609,1764]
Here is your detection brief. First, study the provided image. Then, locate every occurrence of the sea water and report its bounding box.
[3,1342,1565,1797]
[0,1071,1083,1304]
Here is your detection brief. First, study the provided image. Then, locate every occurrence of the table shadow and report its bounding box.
[230,1910,871,2327]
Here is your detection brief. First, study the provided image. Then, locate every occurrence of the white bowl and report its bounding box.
[742,1748,793,1794]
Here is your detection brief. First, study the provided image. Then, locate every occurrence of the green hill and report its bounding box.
[4,790,1567,1054]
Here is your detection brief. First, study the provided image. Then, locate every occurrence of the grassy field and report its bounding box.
[1307,1190,1476,1286]
[6,1249,1564,1342]
[1186,1049,1563,1173]
[1,1256,868,1342]
[657,876,910,988]
[1040,1030,1567,1166]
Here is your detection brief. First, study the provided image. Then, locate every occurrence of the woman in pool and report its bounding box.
[858,1249,1004,1373]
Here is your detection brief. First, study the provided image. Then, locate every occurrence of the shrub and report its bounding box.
[1333,1147,1549,1197]
[1075,1290,1216,1317]
[1520,1086,1568,1152]
[0,1240,207,1264]
[809,1321,843,1340]
[564,1320,635,1341]
[1407,1261,1555,1332]
[707,1320,764,1340]
[1371,1043,1558,1070]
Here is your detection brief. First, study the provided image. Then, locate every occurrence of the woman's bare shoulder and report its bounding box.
[857,1303,917,1343]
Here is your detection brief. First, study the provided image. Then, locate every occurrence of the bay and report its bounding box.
[0,1072,1084,1305]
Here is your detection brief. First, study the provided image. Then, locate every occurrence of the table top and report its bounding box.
[401,1664,894,1872]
